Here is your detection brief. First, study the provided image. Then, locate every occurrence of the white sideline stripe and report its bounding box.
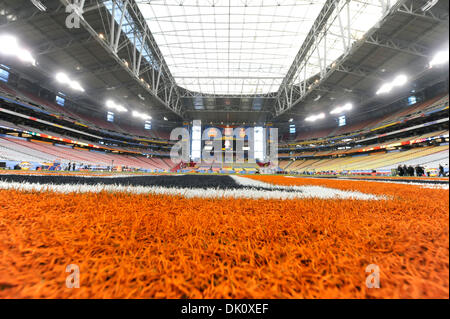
[281,175,449,190]
[378,181,449,189]
[231,175,385,200]
[0,180,384,200]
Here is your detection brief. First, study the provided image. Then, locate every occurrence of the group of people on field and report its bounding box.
[397,164,424,177]
[397,163,447,177]
[66,162,77,171]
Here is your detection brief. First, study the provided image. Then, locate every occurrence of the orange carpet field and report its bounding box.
[0,175,448,299]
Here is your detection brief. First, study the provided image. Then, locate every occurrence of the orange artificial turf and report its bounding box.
[0,177,448,298]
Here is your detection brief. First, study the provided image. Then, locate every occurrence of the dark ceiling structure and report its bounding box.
[0,0,448,127]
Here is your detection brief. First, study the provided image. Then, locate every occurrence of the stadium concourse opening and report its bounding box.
[0,0,448,310]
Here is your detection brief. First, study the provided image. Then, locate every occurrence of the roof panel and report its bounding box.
[136,0,327,95]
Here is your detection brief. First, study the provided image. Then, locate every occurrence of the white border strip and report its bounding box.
[282,175,449,190]
[0,180,384,200]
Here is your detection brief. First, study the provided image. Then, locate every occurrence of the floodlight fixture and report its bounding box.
[330,103,353,115]
[55,72,85,92]
[106,100,127,112]
[376,74,408,95]
[305,113,325,122]
[132,110,152,120]
[30,0,47,12]
[0,35,36,66]
[429,50,449,68]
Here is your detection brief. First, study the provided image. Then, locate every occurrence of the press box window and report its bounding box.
[408,96,417,105]
[56,95,65,106]
[0,68,9,83]
[107,111,114,122]
[289,124,296,134]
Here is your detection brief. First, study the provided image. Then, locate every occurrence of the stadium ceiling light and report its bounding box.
[70,81,84,92]
[330,103,353,115]
[0,35,36,66]
[305,113,325,122]
[132,110,152,120]
[392,74,408,86]
[289,118,294,122]
[31,0,47,11]
[421,0,438,11]
[376,83,392,95]
[429,50,449,68]
[376,74,408,95]
[163,117,168,121]
[55,72,70,84]
[106,100,127,113]
[55,72,85,92]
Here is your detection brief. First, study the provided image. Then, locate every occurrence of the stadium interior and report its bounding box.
[0,0,448,301]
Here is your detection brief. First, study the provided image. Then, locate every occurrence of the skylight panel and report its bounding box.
[135,0,398,95]
[137,0,326,95]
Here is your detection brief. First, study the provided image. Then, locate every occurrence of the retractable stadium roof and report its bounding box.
[0,0,448,125]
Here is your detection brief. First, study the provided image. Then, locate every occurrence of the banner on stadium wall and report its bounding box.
[0,107,102,139]
[370,121,399,132]
[359,133,448,153]
[358,117,449,143]
[1,96,174,148]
